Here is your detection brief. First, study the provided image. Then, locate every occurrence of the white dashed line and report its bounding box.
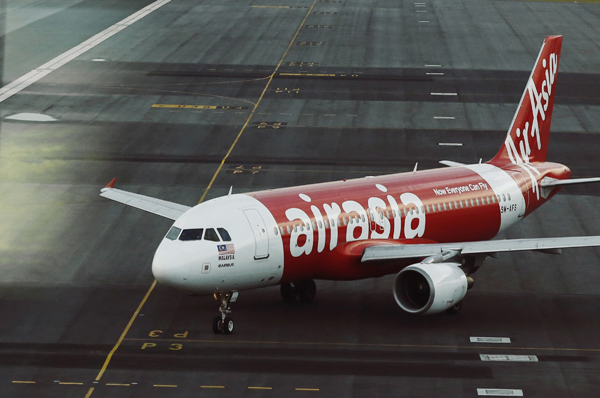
[425,64,442,67]
[439,143,463,146]
[433,116,455,120]
[431,92,457,96]
[418,21,430,23]
[426,72,444,75]
[477,388,523,396]
[470,337,511,344]
[0,0,171,104]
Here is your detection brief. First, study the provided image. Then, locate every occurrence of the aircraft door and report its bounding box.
[243,209,270,260]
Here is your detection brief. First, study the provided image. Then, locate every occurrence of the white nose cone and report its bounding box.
[152,244,191,289]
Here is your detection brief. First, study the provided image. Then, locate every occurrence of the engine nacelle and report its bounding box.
[393,262,468,315]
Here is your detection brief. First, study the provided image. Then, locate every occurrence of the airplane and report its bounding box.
[101,35,600,334]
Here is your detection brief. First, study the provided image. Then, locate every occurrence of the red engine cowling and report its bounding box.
[393,262,468,315]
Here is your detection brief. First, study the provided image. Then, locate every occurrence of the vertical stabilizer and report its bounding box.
[489,36,563,165]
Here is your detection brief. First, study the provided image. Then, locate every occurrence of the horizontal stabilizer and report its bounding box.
[540,177,600,188]
[100,186,191,220]
[361,236,600,263]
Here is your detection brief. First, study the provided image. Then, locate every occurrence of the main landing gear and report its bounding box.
[280,280,316,303]
[212,292,238,334]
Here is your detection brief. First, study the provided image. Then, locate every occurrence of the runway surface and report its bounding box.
[1,0,600,397]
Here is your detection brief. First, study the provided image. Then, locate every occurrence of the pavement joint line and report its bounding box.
[198,0,320,204]
[92,279,158,387]
[0,0,171,104]
[121,337,600,352]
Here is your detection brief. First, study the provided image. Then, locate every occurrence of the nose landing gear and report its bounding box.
[212,291,237,334]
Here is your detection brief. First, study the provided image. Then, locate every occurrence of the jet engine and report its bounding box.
[393,262,468,315]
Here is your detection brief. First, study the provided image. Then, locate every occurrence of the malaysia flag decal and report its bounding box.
[217,244,235,254]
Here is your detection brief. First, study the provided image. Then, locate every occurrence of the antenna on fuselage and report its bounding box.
[413,162,418,172]
[228,186,233,196]
[479,158,482,164]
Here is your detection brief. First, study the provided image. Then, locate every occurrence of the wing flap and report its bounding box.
[361,236,600,263]
[100,187,191,220]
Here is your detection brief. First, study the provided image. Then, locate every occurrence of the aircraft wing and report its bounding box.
[361,236,600,263]
[100,178,191,220]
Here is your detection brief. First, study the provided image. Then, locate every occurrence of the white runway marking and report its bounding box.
[480,354,538,362]
[418,21,430,23]
[477,388,523,396]
[433,116,455,120]
[439,142,463,146]
[425,64,442,67]
[426,72,444,75]
[431,92,457,96]
[0,0,171,104]
[470,337,511,343]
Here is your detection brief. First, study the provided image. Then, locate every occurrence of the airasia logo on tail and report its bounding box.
[505,52,558,164]
[504,50,559,200]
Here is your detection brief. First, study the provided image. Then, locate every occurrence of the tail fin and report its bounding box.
[489,35,563,165]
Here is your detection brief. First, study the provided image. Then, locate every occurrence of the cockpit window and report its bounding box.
[165,226,181,240]
[217,228,232,242]
[204,228,220,242]
[179,228,204,241]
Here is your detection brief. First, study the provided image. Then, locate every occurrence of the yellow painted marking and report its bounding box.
[252,5,291,7]
[154,384,178,388]
[296,388,320,391]
[94,280,158,381]
[198,0,319,204]
[201,385,225,388]
[106,383,130,386]
[248,386,273,390]
[12,381,36,384]
[84,388,95,398]
[59,382,83,385]
[123,337,600,353]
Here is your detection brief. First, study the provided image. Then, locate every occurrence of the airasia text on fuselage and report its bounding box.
[284,188,426,258]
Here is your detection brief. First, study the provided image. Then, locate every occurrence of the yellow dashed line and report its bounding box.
[59,382,83,385]
[201,385,225,388]
[154,384,177,388]
[248,386,273,389]
[84,388,94,398]
[12,381,36,384]
[106,383,130,386]
[296,388,320,391]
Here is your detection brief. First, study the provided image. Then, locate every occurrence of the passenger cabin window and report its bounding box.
[166,226,181,240]
[204,228,220,242]
[179,228,204,241]
[217,228,232,241]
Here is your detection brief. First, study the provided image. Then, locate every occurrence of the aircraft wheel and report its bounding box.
[223,317,234,334]
[297,280,317,303]
[445,300,462,315]
[212,316,224,334]
[280,283,297,302]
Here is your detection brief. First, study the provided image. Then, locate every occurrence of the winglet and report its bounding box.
[105,177,117,189]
